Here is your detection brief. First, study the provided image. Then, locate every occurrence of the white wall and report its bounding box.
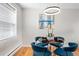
[12,3,23,41]
[22,8,47,45]
[54,9,79,46]
[22,7,79,47]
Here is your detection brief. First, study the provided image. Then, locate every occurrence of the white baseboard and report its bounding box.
[9,44,31,56]
[9,42,22,56]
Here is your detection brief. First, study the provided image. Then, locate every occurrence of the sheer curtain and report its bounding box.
[0,3,16,40]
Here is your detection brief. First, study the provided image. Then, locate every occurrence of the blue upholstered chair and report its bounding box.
[35,36,48,43]
[54,42,78,56]
[50,36,64,48]
[31,42,51,56]
[41,37,48,43]
[35,36,42,41]
[54,36,64,43]
[50,42,64,48]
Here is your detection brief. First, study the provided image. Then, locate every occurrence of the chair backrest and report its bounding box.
[64,42,78,52]
[54,36,64,43]
[31,42,48,52]
[31,42,51,56]
[41,37,48,43]
[35,36,48,43]
[35,37,42,41]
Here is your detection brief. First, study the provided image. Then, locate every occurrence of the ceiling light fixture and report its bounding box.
[43,6,60,15]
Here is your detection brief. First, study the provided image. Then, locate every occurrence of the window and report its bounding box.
[0,3,16,40]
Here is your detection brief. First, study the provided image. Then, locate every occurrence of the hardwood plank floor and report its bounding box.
[14,47,33,56]
[14,47,79,56]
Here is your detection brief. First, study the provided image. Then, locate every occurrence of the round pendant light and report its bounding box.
[43,6,60,15]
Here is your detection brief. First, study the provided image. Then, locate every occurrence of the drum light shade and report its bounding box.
[43,6,60,15]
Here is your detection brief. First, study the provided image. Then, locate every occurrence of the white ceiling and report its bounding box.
[19,3,79,9]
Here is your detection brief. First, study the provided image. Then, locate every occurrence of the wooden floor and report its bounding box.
[14,47,79,56]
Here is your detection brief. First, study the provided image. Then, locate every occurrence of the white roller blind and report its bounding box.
[0,3,16,40]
